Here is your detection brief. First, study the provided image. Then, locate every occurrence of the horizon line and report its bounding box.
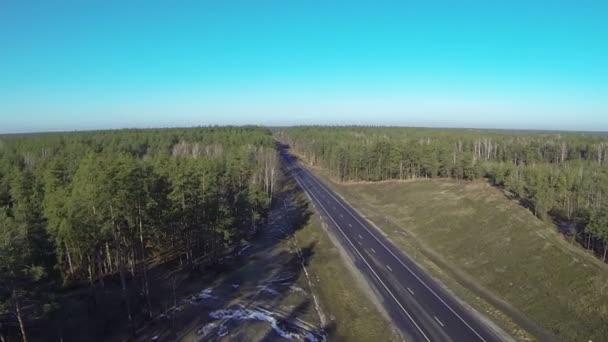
[1,124,607,136]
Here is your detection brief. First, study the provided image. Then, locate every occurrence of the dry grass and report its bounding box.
[289,188,399,341]
[315,172,608,342]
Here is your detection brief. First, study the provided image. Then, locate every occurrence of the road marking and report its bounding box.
[434,316,445,328]
[340,214,343,218]
[298,166,486,342]
[357,241,363,246]
[358,234,363,239]
[407,287,415,295]
[292,171,431,342]
[348,223,352,227]
[386,265,393,272]
[371,248,376,254]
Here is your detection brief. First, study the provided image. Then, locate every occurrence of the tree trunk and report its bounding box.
[111,205,135,337]
[97,251,105,289]
[106,242,113,273]
[65,241,74,276]
[117,239,134,336]
[138,207,152,318]
[13,288,28,342]
[87,254,95,288]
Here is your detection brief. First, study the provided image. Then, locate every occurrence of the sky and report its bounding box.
[1,0,607,133]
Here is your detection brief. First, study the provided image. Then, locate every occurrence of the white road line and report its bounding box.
[386,265,393,272]
[298,165,486,342]
[357,241,363,246]
[407,287,415,295]
[292,172,431,342]
[358,234,363,239]
[348,223,352,227]
[371,248,376,254]
[434,316,445,328]
[340,214,343,218]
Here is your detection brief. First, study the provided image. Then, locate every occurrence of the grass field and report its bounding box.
[286,181,400,342]
[315,173,608,342]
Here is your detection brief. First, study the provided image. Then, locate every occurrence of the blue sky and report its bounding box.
[1,1,607,133]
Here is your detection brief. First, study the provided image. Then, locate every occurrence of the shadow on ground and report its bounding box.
[130,177,334,342]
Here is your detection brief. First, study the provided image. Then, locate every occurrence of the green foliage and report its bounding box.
[587,204,608,260]
[0,126,279,337]
[280,126,608,261]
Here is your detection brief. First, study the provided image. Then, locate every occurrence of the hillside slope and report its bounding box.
[319,175,608,342]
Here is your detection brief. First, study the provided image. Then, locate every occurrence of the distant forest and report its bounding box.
[0,127,278,341]
[279,126,608,262]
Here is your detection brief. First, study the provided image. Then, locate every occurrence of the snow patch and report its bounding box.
[268,274,295,284]
[197,322,217,336]
[208,306,322,341]
[192,288,217,302]
[237,244,251,255]
[289,285,307,294]
[217,324,228,337]
[159,305,182,319]
[257,285,280,296]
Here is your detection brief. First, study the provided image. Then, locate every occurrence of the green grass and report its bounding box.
[289,189,399,342]
[320,176,608,342]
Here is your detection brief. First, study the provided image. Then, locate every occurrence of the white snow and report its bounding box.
[257,285,279,296]
[193,288,217,301]
[197,322,218,336]
[208,306,321,341]
[268,274,295,284]
[217,325,228,337]
[238,244,251,255]
[289,285,307,294]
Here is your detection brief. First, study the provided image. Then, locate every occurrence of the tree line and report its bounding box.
[0,126,278,341]
[278,126,608,262]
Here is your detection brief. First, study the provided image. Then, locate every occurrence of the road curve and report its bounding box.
[280,147,505,342]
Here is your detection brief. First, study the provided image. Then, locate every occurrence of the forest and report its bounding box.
[0,127,278,341]
[279,126,608,263]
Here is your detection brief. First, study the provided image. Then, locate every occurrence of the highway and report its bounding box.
[280,147,504,342]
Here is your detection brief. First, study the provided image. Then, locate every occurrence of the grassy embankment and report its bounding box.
[285,179,400,342]
[311,168,608,342]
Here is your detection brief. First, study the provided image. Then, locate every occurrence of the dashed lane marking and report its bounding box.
[434,316,445,328]
[292,169,431,342]
[298,167,486,342]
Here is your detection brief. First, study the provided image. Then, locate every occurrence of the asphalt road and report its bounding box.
[280,148,504,342]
